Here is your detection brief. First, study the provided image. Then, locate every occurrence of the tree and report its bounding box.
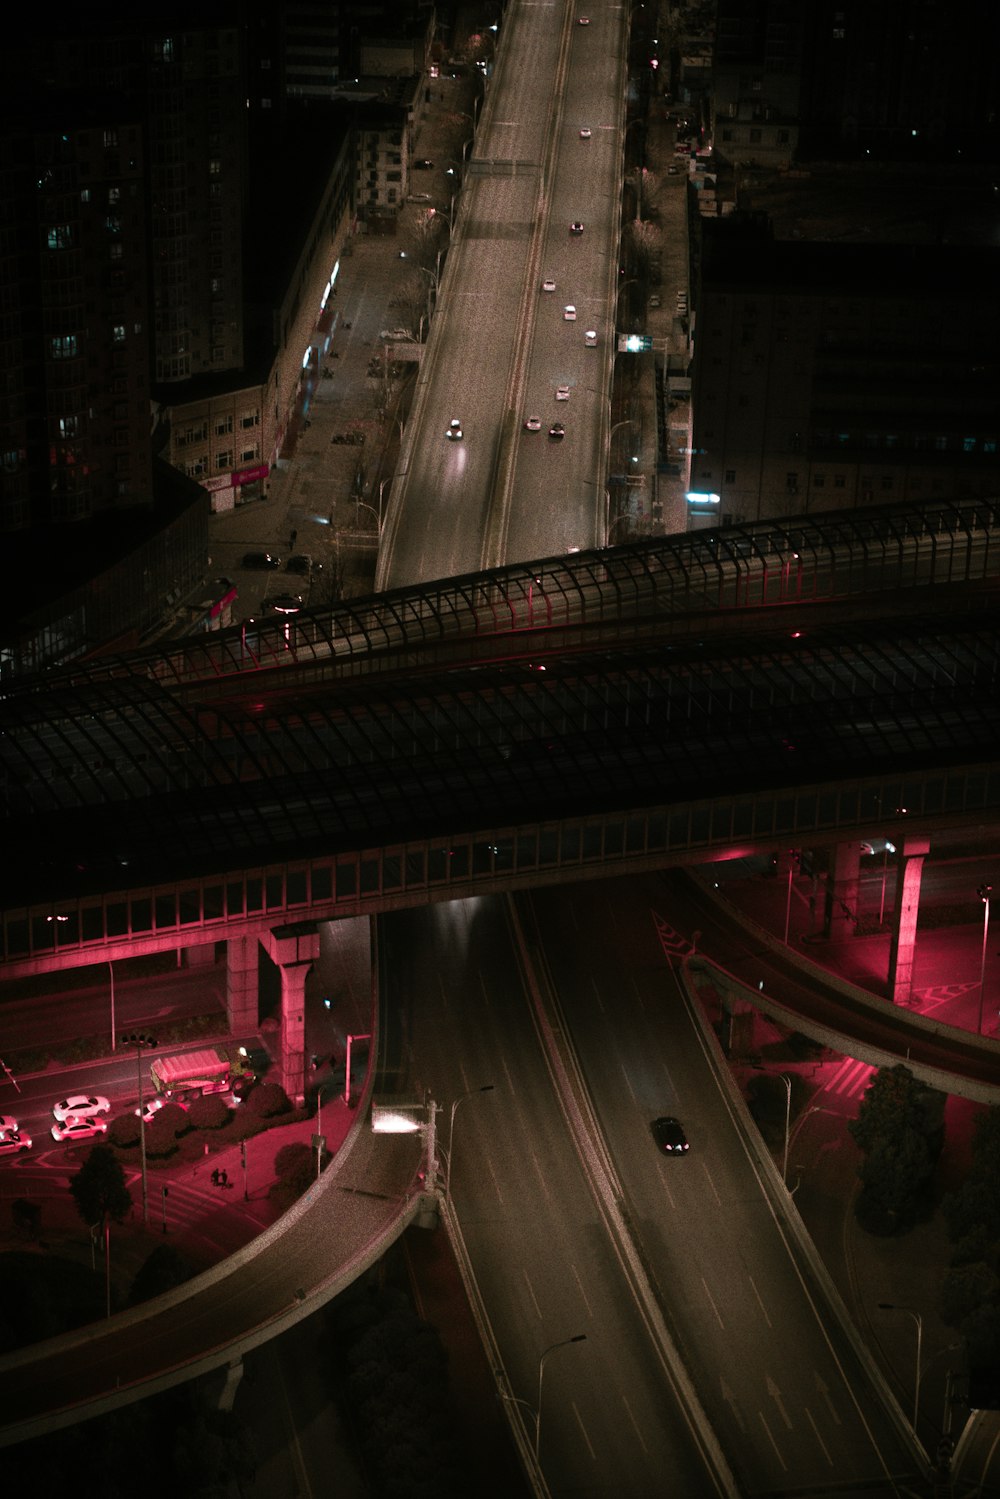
[849,1065,944,1231]
[69,1145,132,1229]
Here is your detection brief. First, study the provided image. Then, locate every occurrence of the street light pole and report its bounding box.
[879,1302,923,1432]
[752,1066,792,1185]
[444,1084,495,1197]
[109,960,116,1053]
[535,1335,587,1461]
[122,1032,157,1225]
[977,884,992,1034]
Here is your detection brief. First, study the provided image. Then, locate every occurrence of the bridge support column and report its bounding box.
[216,1357,244,1413]
[887,838,930,1006]
[261,923,321,1105]
[226,937,259,1035]
[824,841,861,938]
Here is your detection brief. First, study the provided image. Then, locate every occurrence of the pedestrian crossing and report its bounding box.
[817,1055,874,1102]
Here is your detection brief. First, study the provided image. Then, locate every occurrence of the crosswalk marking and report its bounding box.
[821,1057,874,1101]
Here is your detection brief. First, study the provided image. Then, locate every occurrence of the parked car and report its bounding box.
[53,1094,110,1123]
[51,1116,109,1144]
[0,1115,19,1134]
[243,552,281,571]
[286,554,320,576]
[0,1129,31,1157]
[269,594,303,615]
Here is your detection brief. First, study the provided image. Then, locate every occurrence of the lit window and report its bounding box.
[50,334,78,359]
[112,324,126,344]
[47,225,72,250]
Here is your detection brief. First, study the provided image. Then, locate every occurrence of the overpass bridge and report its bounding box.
[2,496,999,984]
[1,497,999,1454]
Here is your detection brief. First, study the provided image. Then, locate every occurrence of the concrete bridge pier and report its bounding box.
[261,923,321,1104]
[887,837,930,1006]
[824,840,861,938]
[226,935,259,1035]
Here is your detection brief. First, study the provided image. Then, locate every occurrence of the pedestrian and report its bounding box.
[211,1168,220,1186]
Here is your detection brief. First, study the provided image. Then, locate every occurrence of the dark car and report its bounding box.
[651,1116,689,1154]
[548,422,566,440]
[286,554,320,576]
[413,158,434,170]
[268,594,302,614]
[570,221,584,235]
[243,552,281,570]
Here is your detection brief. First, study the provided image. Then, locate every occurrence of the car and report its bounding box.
[570,221,584,235]
[579,127,592,140]
[555,384,570,401]
[269,594,303,615]
[0,1115,18,1135]
[578,15,590,24]
[0,1129,31,1157]
[53,1094,110,1123]
[649,295,661,309]
[286,554,320,576]
[667,164,680,175]
[524,416,542,432]
[406,193,431,203]
[541,276,556,292]
[413,158,434,170]
[548,422,566,440]
[136,1097,189,1125]
[51,1116,109,1144]
[242,552,280,571]
[584,329,597,346]
[651,1116,690,1154]
[563,305,577,321]
[445,419,463,441]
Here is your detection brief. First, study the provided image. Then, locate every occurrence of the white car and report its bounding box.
[524,415,542,432]
[445,419,463,441]
[0,1129,31,1157]
[541,276,556,292]
[579,127,592,140]
[0,1115,19,1134]
[136,1096,188,1125]
[563,305,577,321]
[51,1116,108,1144]
[555,385,570,401]
[53,1094,110,1123]
[584,329,597,346]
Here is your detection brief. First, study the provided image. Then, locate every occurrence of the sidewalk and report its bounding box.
[208,78,479,621]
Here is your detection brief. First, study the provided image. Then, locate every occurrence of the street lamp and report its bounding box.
[752,1066,792,1185]
[536,1335,587,1461]
[314,1076,341,1181]
[444,1084,495,1196]
[977,884,992,1034]
[878,1302,923,1432]
[355,499,384,536]
[122,1032,157,1225]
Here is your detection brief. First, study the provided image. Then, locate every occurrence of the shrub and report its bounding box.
[109,1111,141,1149]
[187,1093,233,1131]
[240,1081,291,1120]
